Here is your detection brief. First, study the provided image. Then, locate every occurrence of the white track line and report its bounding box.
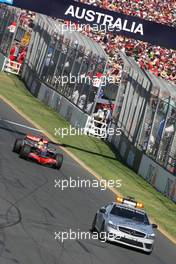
[0,118,41,132]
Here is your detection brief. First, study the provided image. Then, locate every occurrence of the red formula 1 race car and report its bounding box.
[13,134,63,169]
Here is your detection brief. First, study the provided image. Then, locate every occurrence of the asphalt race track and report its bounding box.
[0,99,176,264]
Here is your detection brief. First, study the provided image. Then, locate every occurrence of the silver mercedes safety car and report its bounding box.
[91,196,157,254]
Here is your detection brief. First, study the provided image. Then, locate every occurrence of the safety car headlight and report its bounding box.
[146,233,155,240]
[107,221,118,230]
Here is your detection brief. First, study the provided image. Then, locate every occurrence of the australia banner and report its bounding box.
[3,0,176,50]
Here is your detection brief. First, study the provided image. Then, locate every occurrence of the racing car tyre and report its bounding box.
[99,221,107,241]
[19,145,31,159]
[145,249,153,255]
[13,139,23,153]
[55,153,63,169]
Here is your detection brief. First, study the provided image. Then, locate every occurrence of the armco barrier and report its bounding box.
[138,154,176,202]
[23,66,89,129]
[39,85,88,128]
[109,132,143,172]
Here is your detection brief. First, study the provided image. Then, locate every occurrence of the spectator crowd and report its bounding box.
[19,9,35,31]
[80,0,176,27]
[79,0,176,84]
[3,1,176,84]
[9,9,35,66]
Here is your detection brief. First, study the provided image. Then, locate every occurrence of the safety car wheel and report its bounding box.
[91,214,97,232]
[99,221,107,241]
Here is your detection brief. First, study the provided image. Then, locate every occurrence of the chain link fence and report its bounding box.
[111,52,176,176]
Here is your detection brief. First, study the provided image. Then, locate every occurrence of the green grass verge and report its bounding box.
[0,72,176,239]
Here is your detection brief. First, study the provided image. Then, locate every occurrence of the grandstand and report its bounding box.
[80,0,176,84]
[80,0,176,27]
